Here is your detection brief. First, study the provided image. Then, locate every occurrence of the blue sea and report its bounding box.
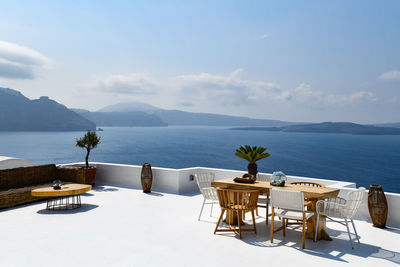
[1,126,399,193]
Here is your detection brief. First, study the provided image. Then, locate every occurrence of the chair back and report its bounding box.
[344,187,365,218]
[270,189,305,211]
[195,172,214,189]
[290,181,324,188]
[256,173,270,182]
[216,188,259,210]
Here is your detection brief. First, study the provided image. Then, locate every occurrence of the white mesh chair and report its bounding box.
[270,189,314,249]
[314,187,365,248]
[195,172,219,220]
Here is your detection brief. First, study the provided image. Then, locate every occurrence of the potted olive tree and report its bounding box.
[76,130,101,186]
[235,145,270,176]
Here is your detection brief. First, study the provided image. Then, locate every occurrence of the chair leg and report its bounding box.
[351,219,360,243]
[210,202,213,217]
[345,218,354,249]
[266,194,269,224]
[302,214,306,249]
[251,209,257,234]
[282,217,286,237]
[270,208,275,243]
[314,213,320,242]
[214,209,225,234]
[198,198,206,221]
[256,207,259,216]
[237,211,242,239]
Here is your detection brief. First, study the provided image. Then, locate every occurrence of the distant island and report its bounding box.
[74,101,297,127]
[2,87,400,133]
[0,87,95,131]
[231,122,400,135]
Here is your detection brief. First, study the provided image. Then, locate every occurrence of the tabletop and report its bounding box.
[211,178,339,199]
[31,183,92,197]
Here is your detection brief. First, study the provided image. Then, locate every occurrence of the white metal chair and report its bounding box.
[314,187,365,248]
[270,189,314,249]
[195,172,219,220]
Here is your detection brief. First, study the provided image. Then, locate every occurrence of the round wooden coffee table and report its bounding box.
[32,183,92,210]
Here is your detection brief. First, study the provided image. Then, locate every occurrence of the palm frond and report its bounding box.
[234,145,270,163]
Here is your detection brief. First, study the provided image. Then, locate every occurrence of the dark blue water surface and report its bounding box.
[0,126,399,193]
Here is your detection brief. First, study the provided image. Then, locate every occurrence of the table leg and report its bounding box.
[224,210,244,225]
[46,194,82,210]
[306,199,333,240]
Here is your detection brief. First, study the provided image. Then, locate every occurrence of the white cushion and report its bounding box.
[274,209,314,220]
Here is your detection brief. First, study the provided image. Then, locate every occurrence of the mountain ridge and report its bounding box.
[0,87,96,131]
[94,102,299,127]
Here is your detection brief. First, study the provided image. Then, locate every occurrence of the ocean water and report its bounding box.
[0,126,399,193]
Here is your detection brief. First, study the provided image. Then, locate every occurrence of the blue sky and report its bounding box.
[1,0,399,123]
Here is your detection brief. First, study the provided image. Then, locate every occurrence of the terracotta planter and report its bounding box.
[84,167,97,186]
[141,163,153,193]
[368,184,388,228]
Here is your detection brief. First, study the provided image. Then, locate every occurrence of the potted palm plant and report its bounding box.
[235,145,270,176]
[76,130,101,186]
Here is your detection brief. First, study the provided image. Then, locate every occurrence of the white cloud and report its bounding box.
[261,34,269,39]
[87,73,157,95]
[0,41,51,79]
[378,70,400,81]
[172,69,281,105]
[85,71,379,112]
[292,83,377,105]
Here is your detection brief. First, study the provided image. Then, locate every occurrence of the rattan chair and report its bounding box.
[289,181,325,188]
[195,173,219,220]
[314,187,365,248]
[214,188,259,239]
[270,189,314,249]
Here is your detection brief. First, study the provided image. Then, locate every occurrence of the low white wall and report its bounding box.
[63,162,400,227]
[66,162,180,194]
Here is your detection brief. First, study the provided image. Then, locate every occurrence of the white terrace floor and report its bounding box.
[1,185,399,267]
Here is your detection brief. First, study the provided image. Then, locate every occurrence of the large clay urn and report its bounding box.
[368,184,388,228]
[141,163,153,193]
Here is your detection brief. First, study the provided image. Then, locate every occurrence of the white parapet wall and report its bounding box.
[63,162,400,227]
[0,156,36,170]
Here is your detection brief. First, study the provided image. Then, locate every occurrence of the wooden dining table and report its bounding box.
[211,178,340,240]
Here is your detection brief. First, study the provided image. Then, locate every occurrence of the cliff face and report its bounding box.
[0,88,96,131]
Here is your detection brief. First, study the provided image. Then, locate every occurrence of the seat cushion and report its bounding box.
[274,209,314,220]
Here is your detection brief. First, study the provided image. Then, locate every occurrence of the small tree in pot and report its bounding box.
[235,145,270,176]
[76,130,101,185]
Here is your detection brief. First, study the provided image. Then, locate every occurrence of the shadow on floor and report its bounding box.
[212,218,400,265]
[145,192,164,197]
[36,204,99,215]
[92,186,119,192]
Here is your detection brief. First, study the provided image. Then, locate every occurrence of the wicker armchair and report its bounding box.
[314,187,365,248]
[195,172,219,220]
[214,188,259,239]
